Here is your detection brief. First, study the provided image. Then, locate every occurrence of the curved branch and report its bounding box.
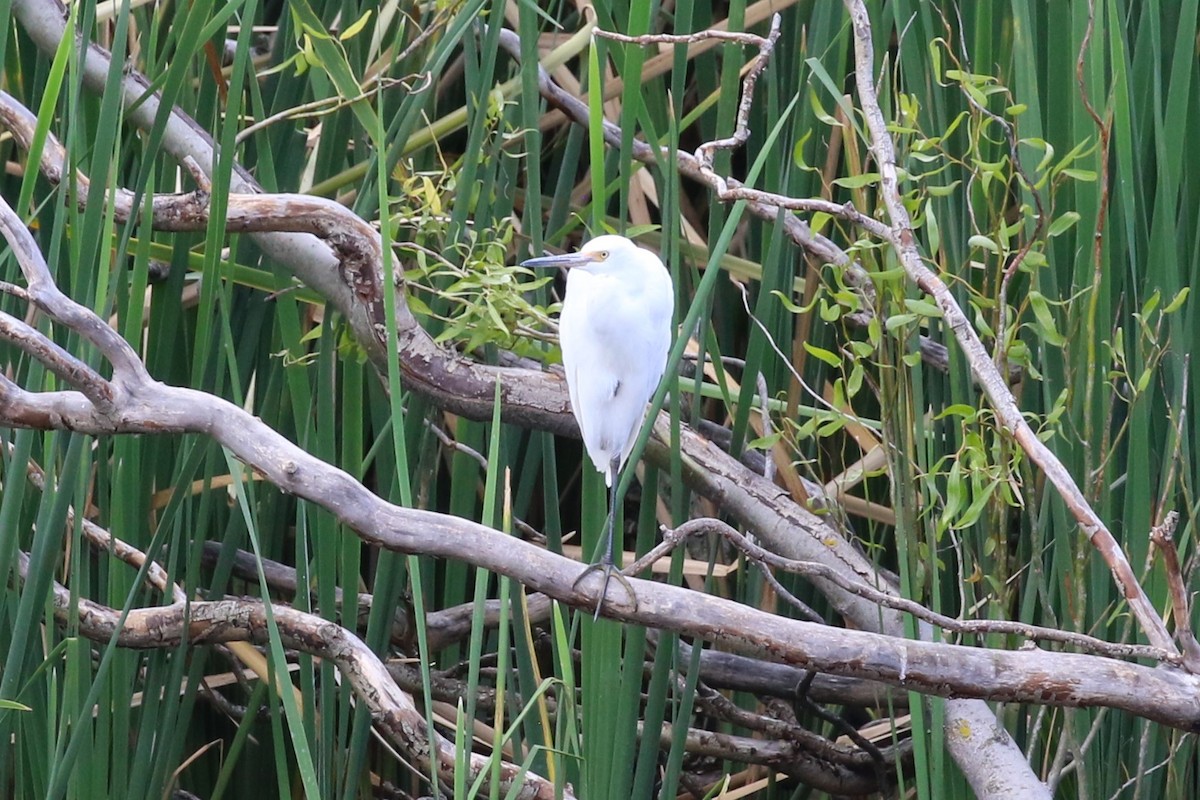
[13,553,564,800]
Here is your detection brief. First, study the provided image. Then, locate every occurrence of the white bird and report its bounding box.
[523,234,674,616]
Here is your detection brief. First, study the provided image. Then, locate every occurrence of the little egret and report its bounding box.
[524,235,674,617]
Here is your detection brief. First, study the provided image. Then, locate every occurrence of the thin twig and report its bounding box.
[0,309,115,409]
[657,518,1178,664]
[17,446,186,603]
[1150,512,1200,666]
[595,27,775,47]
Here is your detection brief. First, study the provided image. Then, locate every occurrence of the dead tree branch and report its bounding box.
[11,552,564,800]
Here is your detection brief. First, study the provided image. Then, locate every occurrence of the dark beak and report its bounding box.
[521,251,600,269]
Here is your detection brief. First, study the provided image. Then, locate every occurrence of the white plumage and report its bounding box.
[555,235,674,485]
[523,235,674,614]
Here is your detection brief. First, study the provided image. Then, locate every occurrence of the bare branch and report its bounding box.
[839,0,1176,659]
[1150,512,1200,665]
[658,518,1178,664]
[13,552,565,800]
[0,309,114,408]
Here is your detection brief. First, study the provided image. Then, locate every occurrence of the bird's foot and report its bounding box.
[572,561,637,620]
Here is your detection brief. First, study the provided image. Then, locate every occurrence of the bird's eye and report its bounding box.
[598,251,609,259]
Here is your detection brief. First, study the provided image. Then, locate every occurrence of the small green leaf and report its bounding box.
[747,431,785,450]
[1140,290,1161,317]
[926,202,941,254]
[770,289,806,314]
[806,87,840,126]
[832,173,881,189]
[1060,168,1097,182]
[1136,366,1153,394]
[968,234,1000,253]
[904,298,943,318]
[406,295,434,317]
[868,267,908,285]
[792,130,814,170]
[956,480,998,530]
[803,342,842,367]
[1164,287,1190,314]
[1021,137,1055,173]
[1047,211,1081,237]
[817,417,846,436]
[1027,291,1066,346]
[926,181,961,197]
[339,9,372,40]
[847,362,863,396]
[940,461,966,528]
[1022,251,1047,269]
[850,340,874,358]
[936,404,978,420]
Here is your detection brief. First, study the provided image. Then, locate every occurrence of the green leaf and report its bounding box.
[904,298,943,318]
[1060,168,1097,182]
[846,363,864,397]
[771,289,806,314]
[926,181,961,197]
[819,299,842,322]
[747,431,785,450]
[339,9,373,40]
[936,404,979,420]
[1164,287,1190,314]
[1047,211,1081,238]
[868,267,909,285]
[968,234,1000,253]
[885,313,918,332]
[1027,291,1066,346]
[803,342,843,368]
[926,202,941,254]
[1140,290,1161,317]
[832,173,881,189]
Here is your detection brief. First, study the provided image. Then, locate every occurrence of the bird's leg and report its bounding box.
[573,456,638,619]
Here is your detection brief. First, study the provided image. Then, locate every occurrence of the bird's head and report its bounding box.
[521,234,661,276]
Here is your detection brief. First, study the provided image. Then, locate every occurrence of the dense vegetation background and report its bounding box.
[1,0,1199,798]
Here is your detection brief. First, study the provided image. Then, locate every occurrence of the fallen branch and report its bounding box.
[11,552,564,800]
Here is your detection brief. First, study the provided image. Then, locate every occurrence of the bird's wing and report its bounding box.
[616,271,674,466]
[559,275,660,484]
